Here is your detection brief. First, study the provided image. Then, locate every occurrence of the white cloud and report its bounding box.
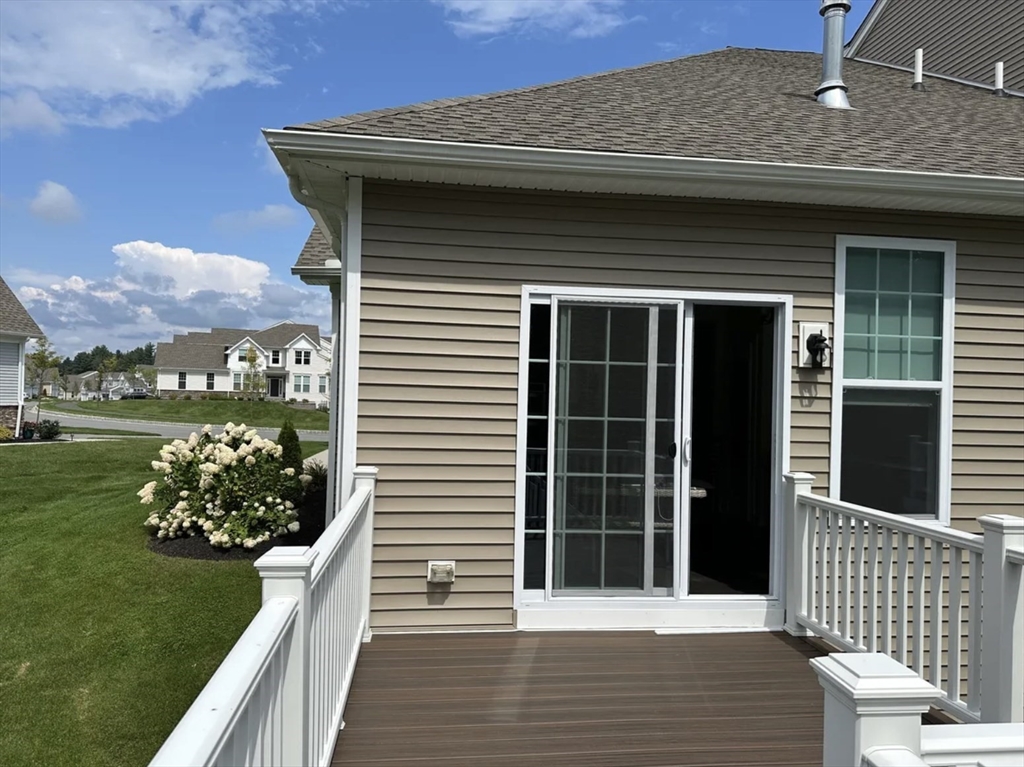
[9,241,329,353]
[213,204,299,233]
[29,181,82,223]
[432,0,632,39]
[0,0,321,136]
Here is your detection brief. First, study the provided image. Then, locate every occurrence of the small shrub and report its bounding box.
[199,393,209,400]
[168,392,178,401]
[37,419,61,440]
[141,423,313,549]
[304,459,328,495]
[182,394,192,401]
[0,425,13,441]
[277,420,303,474]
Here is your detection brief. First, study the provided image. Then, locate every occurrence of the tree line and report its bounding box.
[59,343,156,374]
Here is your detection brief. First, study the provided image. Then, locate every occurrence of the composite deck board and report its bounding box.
[332,631,825,767]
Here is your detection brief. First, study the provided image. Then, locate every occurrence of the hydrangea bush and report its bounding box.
[141,423,312,549]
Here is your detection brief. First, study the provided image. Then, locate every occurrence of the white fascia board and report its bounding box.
[283,332,317,349]
[226,336,268,357]
[264,129,1024,216]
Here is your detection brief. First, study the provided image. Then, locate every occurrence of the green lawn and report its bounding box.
[42,398,329,430]
[0,438,324,767]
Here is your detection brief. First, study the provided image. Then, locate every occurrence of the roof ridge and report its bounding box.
[290,48,736,132]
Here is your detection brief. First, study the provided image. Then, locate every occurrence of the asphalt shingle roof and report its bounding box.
[290,48,1024,179]
[0,275,43,338]
[154,323,323,370]
[294,227,336,269]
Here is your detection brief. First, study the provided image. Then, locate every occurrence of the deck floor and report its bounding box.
[332,630,826,767]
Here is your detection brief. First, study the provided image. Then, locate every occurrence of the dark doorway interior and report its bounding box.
[688,305,775,595]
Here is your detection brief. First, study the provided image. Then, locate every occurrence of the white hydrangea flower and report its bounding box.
[157,529,166,539]
[245,455,256,466]
[284,500,294,510]
[159,521,169,530]
[202,424,212,435]
[179,490,189,499]
[243,538,255,549]
[299,474,312,486]
[283,467,295,477]
[287,521,300,533]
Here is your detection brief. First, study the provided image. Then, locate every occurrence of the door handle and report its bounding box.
[682,437,692,464]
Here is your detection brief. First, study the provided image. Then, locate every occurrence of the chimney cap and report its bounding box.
[820,0,852,15]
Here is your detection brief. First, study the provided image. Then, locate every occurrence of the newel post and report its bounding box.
[784,472,816,636]
[353,466,379,643]
[979,514,1024,723]
[811,653,940,767]
[255,546,318,767]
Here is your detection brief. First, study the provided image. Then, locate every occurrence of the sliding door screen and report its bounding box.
[549,300,681,596]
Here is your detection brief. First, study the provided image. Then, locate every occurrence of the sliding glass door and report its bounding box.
[548,300,688,596]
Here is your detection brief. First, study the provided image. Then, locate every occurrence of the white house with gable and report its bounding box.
[154,321,331,404]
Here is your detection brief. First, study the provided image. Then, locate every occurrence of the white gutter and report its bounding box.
[264,129,1024,214]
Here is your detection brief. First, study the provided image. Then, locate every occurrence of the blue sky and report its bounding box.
[0,0,869,355]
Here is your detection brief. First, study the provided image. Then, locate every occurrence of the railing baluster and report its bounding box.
[912,535,925,676]
[854,519,864,649]
[807,504,817,621]
[867,523,878,652]
[817,505,827,627]
[896,532,908,665]
[882,529,894,656]
[829,510,840,634]
[948,546,962,703]
[967,549,982,714]
[841,516,851,641]
[930,541,943,689]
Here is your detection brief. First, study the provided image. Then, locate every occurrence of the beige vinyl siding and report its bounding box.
[356,180,1023,632]
[850,0,1024,92]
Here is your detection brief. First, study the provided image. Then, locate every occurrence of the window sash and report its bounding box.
[206,373,215,390]
[232,373,242,391]
[831,236,955,523]
[177,372,186,390]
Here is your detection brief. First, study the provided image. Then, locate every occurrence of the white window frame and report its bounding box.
[318,375,327,394]
[271,350,280,365]
[294,350,310,366]
[206,373,215,391]
[232,372,242,391]
[829,235,956,526]
[177,372,186,390]
[513,284,794,629]
[294,374,310,394]
[237,349,247,362]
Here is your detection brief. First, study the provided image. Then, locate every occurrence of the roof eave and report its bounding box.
[265,130,1024,219]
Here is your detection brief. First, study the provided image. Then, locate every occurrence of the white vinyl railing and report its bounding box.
[785,472,1024,725]
[150,467,378,767]
[812,652,1024,767]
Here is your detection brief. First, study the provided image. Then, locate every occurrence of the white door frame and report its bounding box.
[513,285,794,631]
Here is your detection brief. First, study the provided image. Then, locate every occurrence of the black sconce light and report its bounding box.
[806,333,831,369]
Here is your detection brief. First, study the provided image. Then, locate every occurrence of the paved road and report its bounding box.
[40,410,329,442]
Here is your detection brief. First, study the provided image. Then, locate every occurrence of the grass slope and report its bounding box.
[42,398,329,430]
[0,439,325,767]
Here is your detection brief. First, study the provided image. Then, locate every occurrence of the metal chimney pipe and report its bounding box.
[816,0,852,109]
[912,48,925,91]
[994,61,1006,96]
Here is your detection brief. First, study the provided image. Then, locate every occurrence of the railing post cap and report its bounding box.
[978,514,1024,533]
[784,471,816,483]
[254,545,318,574]
[810,653,940,713]
[353,465,379,478]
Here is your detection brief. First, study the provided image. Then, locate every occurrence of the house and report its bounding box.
[151,2,1024,765]
[0,275,44,437]
[266,0,1023,636]
[76,368,153,401]
[153,321,331,404]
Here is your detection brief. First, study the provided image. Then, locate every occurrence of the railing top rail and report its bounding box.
[1007,546,1024,567]
[861,746,929,767]
[310,485,372,586]
[797,492,983,553]
[148,596,298,767]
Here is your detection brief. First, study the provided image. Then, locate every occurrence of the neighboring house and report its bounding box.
[24,366,60,399]
[76,369,153,401]
[154,321,331,404]
[0,276,44,437]
[263,0,1023,636]
[846,0,1024,95]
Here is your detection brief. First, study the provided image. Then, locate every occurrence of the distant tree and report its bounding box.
[139,367,158,391]
[57,371,71,400]
[277,420,303,474]
[242,345,266,403]
[95,355,116,395]
[26,339,61,418]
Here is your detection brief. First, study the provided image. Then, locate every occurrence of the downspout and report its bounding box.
[285,170,348,524]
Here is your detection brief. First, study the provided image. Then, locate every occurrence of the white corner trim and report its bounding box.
[339,177,363,505]
[829,235,956,526]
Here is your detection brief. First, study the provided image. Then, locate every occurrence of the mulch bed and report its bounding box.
[148,494,327,561]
